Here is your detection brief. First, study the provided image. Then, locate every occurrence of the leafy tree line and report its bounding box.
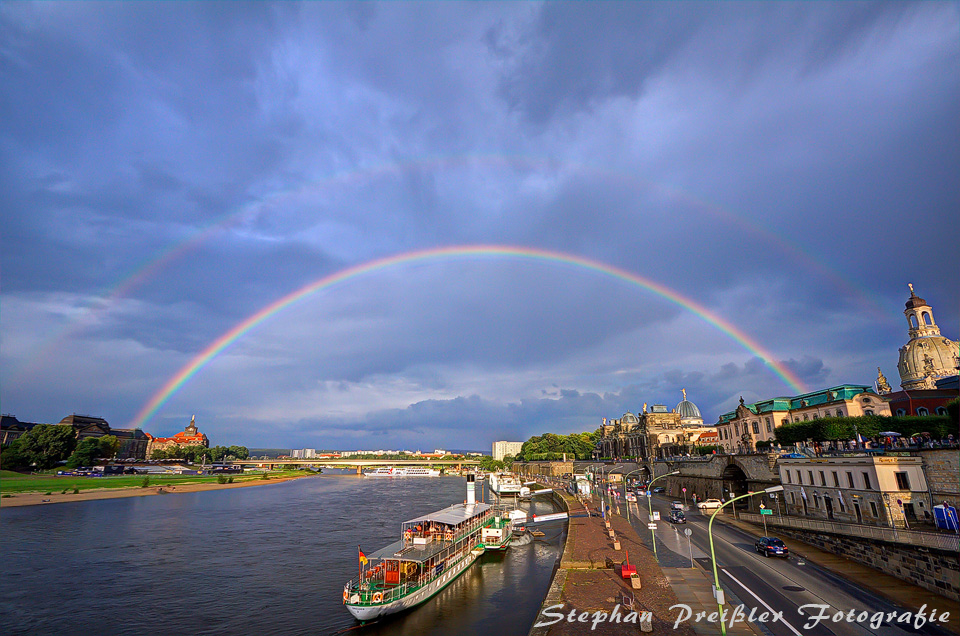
[774,409,958,445]
[514,431,599,462]
[0,423,250,470]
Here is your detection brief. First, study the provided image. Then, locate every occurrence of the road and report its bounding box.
[602,485,953,636]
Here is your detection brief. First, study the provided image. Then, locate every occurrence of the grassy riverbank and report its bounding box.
[0,468,314,496]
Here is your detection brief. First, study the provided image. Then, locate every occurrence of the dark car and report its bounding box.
[755,537,788,557]
[652,486,666,494]
[668,511,686,524]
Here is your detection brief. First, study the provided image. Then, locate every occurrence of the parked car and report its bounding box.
[697,498,723,510]
[755,537,789,557]
[668,511,686,524]
[652,486,666,494]
[670,501,684,511]
[625,492,637,502]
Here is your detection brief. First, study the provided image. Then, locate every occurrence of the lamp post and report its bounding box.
[707,485,784,636]
[646,470,680,561]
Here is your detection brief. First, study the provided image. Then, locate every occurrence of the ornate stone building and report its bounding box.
[890,285,958,391]
[145,416,209,457]
[716,386,891,454]
[58,414,150,460]
[596,390,715,460]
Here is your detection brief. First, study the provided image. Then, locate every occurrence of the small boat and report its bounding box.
[488,473,523,496]
[363,467,441,477]
[343,476,511,622]
[530,530,545,538]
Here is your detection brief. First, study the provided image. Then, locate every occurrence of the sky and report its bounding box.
[2,1,958,452]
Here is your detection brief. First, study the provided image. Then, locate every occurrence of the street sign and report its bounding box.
[652,511,660,520]
[645,491,651,497]
[760,509,773,515]
[759,503,766,509]
[682,487,687,492]
[647,523,657,530]
[684,528,692,536]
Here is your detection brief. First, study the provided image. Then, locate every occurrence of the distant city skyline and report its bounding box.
[2,2,957,449]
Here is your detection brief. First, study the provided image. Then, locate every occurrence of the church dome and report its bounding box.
[675,389,702,422]
[622,413,639,425]
[897,285,959,389]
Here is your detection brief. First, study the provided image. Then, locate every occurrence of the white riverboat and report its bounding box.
[363,467,441,477]
[343,476,512,622]
[488,473,523,496]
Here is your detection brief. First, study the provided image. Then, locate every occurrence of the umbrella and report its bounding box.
[879,431,901,436]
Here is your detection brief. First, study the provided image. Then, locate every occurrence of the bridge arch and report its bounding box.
[721,461,749,507]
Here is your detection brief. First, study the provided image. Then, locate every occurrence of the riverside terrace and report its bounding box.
[221,458,481,473]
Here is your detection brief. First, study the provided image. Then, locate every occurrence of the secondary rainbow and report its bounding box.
[130,245,808,429]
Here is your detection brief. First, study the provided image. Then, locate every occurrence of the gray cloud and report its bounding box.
[1,2,957,450]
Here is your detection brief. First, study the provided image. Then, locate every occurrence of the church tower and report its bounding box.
[896,284,959,390]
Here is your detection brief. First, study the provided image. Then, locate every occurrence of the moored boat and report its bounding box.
[343,475,512,622]
[488,473,522,496]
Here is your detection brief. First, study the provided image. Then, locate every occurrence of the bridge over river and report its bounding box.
[223,458,481,474]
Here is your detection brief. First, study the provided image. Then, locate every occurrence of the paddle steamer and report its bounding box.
[343,475,512,622]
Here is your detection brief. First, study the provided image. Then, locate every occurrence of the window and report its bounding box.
[819,471,826,486]
[838,497,846,512]
[734,423,740,435]
[917,407,929,416]
[863,472,872,490]
[896,409,906,416]
[832,472,840,487]
[785,471,791,484]
[865,410,874,416]
[752,421,760,434]
[813,494,820,508]
[812,414,819,420]
[808,471,814,485]
[937,407,947,416]
[803,414,809,421]
[765,418,772,432]
[836,409,844,417]
[796,470,802,484]
[895,472,910,490]
[846,472,854,488]
[782,418,789,426]
[863,397,871,404]
[790,492,796,504]
[922,311,932,325]
[870,501,879,517]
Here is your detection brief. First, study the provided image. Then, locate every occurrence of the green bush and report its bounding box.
[227,476,234,484]
[217,475,228,484]
[140,477,150,488]
[73,488,79,494]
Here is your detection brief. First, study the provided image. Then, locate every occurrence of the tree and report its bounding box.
[65,435,121,468]
[1,440,31,470]
[13,424,77,469]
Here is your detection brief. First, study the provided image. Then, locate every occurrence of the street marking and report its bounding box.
[720,568,804,636]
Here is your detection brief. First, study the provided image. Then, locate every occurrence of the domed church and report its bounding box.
[893,284,958,390]
[676,388,703,427]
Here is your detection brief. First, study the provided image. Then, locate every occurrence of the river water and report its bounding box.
[1,474,565,636]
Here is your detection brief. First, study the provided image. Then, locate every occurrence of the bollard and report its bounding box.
[639,611,653,632]
[630,573,641,589]
[605,521,611,529]
[609,529,616,539]
[614,540,621,550]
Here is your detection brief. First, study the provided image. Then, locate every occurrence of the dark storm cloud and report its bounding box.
[1,2,957,448]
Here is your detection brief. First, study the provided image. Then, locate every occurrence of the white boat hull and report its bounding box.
[345,549,481,621]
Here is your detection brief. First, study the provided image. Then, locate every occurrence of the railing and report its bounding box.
[739,512,959,552]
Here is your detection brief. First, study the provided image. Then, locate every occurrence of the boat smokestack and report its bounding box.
[466,473,476,505]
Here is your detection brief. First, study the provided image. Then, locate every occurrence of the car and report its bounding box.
[625,492,637,502]
[670,501,684,511]
[697,498,723,510]
[755,537,788,557]
[668,511,686,524]
[652,487,666,494]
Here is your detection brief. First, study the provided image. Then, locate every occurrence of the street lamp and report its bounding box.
[646,470,680,561]
[707,485,784,636]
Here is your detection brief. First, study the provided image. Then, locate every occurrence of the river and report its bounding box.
[1,474,565,636]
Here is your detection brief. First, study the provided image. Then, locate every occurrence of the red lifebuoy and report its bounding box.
[372,592,383,603]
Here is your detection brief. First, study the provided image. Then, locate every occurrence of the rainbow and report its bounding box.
[11,154,887,387]
[130,245,808,429]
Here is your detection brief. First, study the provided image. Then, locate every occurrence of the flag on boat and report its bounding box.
[358,547,368,566]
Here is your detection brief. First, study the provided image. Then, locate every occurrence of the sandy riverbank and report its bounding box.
[0,474,311,508]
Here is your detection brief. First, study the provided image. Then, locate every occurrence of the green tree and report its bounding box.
[13,425,77,469]
[1,440,31,470]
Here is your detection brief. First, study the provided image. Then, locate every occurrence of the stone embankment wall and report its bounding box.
[774,527,959,602]
[916,448,960,510]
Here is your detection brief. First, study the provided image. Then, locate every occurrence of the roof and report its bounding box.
[404,502,491,526]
